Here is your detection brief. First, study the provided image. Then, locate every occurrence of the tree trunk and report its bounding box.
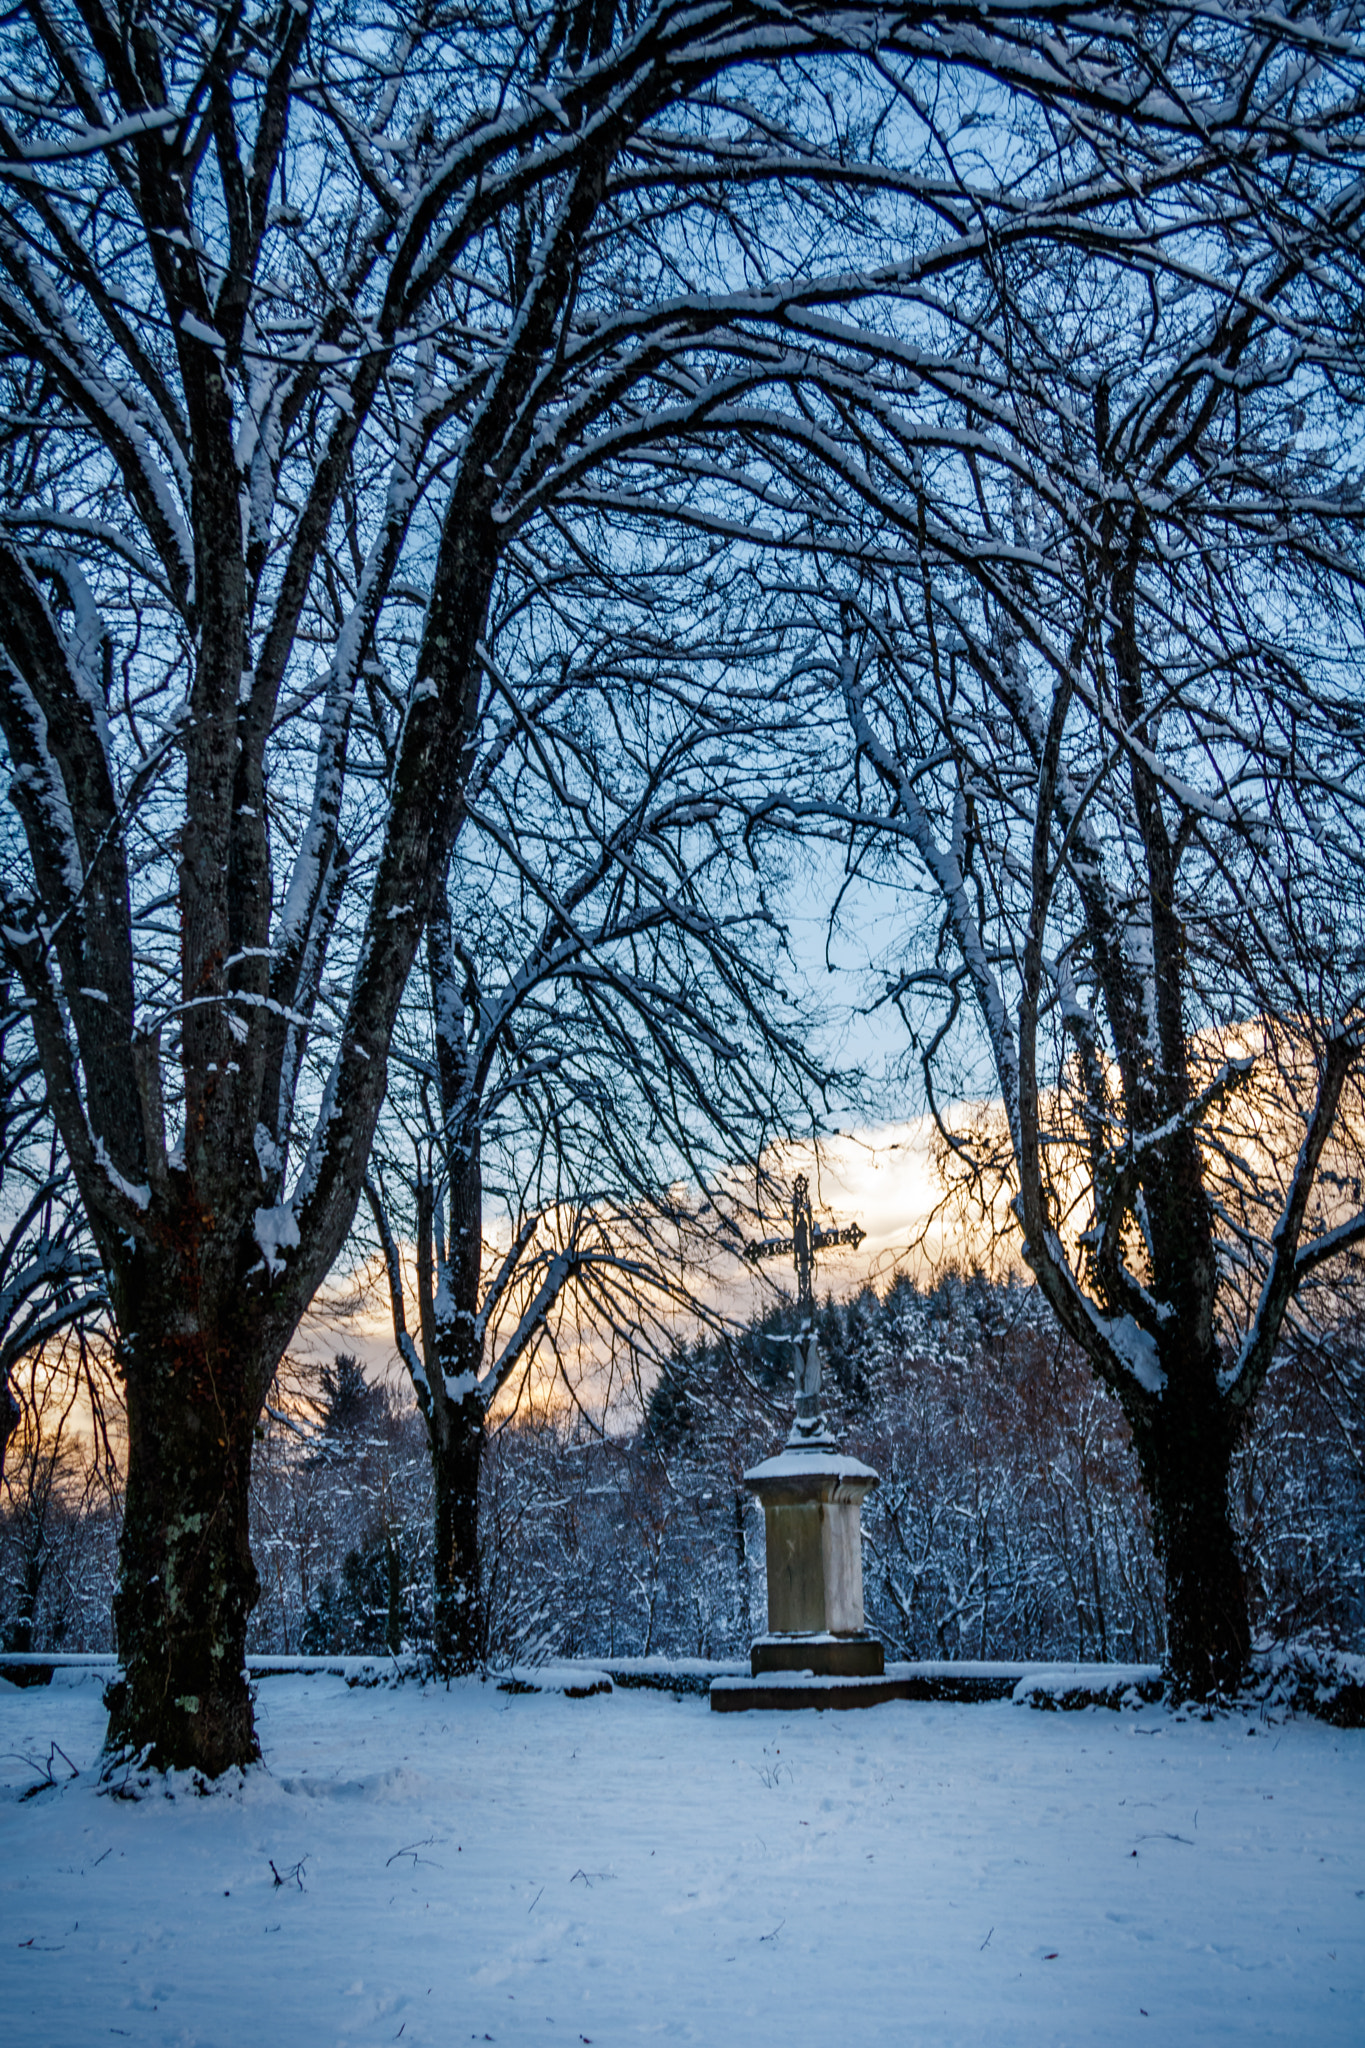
[0,1375,18,1486]
[104,1271,264,1775]
[734,1489,751,1644]
[1134,1359,1251,1699]
[384,1535,403,1658]
[430,1393,486,1674]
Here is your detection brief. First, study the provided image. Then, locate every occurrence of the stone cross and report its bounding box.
[742,1175,865,1442]
[742,1174,865,1314]
[736,1174,883,1692]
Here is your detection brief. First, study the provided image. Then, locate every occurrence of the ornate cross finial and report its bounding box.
[742,1176,866,1447]
[742,1173,866,1316]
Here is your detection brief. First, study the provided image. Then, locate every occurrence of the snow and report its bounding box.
[3,1669,1363,2045]
[253,1201,301,1277]
[92,1136,151,1212]
[178,312,224,351]
[712,1668,897,1696]
[745,1448,879,1484]
[1101,1313,1167,1397]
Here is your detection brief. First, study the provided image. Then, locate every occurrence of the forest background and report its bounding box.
[7,1262,1362,1680]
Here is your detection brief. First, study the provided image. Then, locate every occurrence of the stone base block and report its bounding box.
[750,1632,884,1678]
[712,1672,901,1713]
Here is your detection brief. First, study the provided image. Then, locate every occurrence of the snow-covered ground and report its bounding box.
[2,1668,1362,2046]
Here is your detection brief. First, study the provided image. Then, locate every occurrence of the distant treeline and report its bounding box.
[470,1270,1365,1668]
[6,1270,1359,1668]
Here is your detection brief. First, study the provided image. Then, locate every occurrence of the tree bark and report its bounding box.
[734,1489,751,1643]
[0,1376,18,1485]
[1132,1353,1250,1699]
[431,1393,486,1674]
[103,1258,264,1775]
[423,950,492,1674]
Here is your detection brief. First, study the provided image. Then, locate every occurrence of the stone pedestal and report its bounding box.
[744,1446,883,1680]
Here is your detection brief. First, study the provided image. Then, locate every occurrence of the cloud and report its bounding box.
[297,1115,988,1411]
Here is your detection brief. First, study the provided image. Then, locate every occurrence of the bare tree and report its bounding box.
[0,993,102,1478]
[1,1320,121,1654]
[812,102,1365,1692]
[0,0,1041,1772]
[364,548,821,1667]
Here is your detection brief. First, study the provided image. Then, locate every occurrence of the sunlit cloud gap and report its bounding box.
[297,1011,1365,1425]
[296,1114,1005,1421]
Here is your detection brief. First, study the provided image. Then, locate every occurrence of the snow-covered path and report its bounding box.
[2,1670,1362,2046]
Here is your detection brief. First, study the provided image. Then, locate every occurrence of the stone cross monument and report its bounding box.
[739,1177,883,1682]
[742,1174,865,1446]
